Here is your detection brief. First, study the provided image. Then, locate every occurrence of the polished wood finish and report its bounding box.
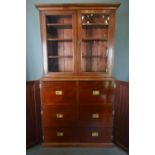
[26,81,42,148]
[79,81,115,105]
[78,106,113,127]
[35,3,120,11]
[36,3,120,147]
[41,81,77,105]
[42,105,77,126]
[41,81,116,146]
[43,142,113,147]
[114,81,129,152]
[78,127,112,143]
[43,127,78,142]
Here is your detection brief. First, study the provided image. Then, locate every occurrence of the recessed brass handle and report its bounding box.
[92,90,100,96]
[92,113,99,118]
[56,113,63,118]
[113,83,117,88]
[55,90,63,96]
[92,132,99,137]
[111,81,117,88]
[105,81,109,88]
[57,132,63,137]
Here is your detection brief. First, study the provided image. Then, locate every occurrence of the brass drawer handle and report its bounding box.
[92,90,100,96]
[92,113,99,119]
[92,132,99,137]
[56,113,63,118]
[55,90,63,96]
[111,81,117,88]
[105,81,109,88]
[57,132,63,137]
[113,83,117,88]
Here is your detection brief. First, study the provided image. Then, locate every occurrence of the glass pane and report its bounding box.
[46,14,73,72]
[47,26,72,39]
[82,41,107,57]
[82,57,107,72]
[46,15,72,24]
[81,13,109,72]
[47,41,73,56]
[48,58,73,72]
[82,27,108,39]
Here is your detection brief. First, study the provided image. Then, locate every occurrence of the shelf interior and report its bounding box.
[46,15,72,24]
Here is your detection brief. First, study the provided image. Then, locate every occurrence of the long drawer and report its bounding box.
[79,81,114,105]
[43,127,78,142]
[78,106,113,127]
[41,81,77,105]
[42,105,77,127]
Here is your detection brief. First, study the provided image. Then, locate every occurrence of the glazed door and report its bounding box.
[77,10,115,76]
[41,11,77,76]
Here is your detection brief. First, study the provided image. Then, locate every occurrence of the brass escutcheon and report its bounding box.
[55,90,63,95]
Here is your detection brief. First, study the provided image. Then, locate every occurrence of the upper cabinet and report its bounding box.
[36,4,120,79]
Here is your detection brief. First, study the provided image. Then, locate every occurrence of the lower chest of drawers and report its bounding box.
[41,81,115,145]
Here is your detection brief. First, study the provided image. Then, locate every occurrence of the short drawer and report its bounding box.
[43,127,78,142]
[41,81,77,105]
[78,106,113,127]
[79,81,114,105]
[78,127,112,143]
[42,105,77,126]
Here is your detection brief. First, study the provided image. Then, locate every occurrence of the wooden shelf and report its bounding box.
[47,23,72,26]
[82,38,107,41]
[47,23,72,28]
[48,56,73,58]
[82,23,109,26]
[82,55,107,58]
[47,38,72,41]
[82,23,109,29]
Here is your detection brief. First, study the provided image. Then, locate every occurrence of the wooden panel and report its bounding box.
[42,142,113,147]
[114,81,129,152]
[78,106,113,127]
[42,105,77,126]
[79,81,114,105]
[41,81,77,105]
[43,127,78,142]
[78,127,112,143]
[26,81,42,148]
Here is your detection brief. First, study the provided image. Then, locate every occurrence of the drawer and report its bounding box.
[42,105,77,126]
[78,106,113,127]
[43,127,78,142]
[78,127,112,143]
[41,81,77,105]
[79,81,114,105]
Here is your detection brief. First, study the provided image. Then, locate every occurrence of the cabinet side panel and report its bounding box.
[114,81,129,152]
[26,81,42,148]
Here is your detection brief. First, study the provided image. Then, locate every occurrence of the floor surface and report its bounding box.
[26,144,128,155]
